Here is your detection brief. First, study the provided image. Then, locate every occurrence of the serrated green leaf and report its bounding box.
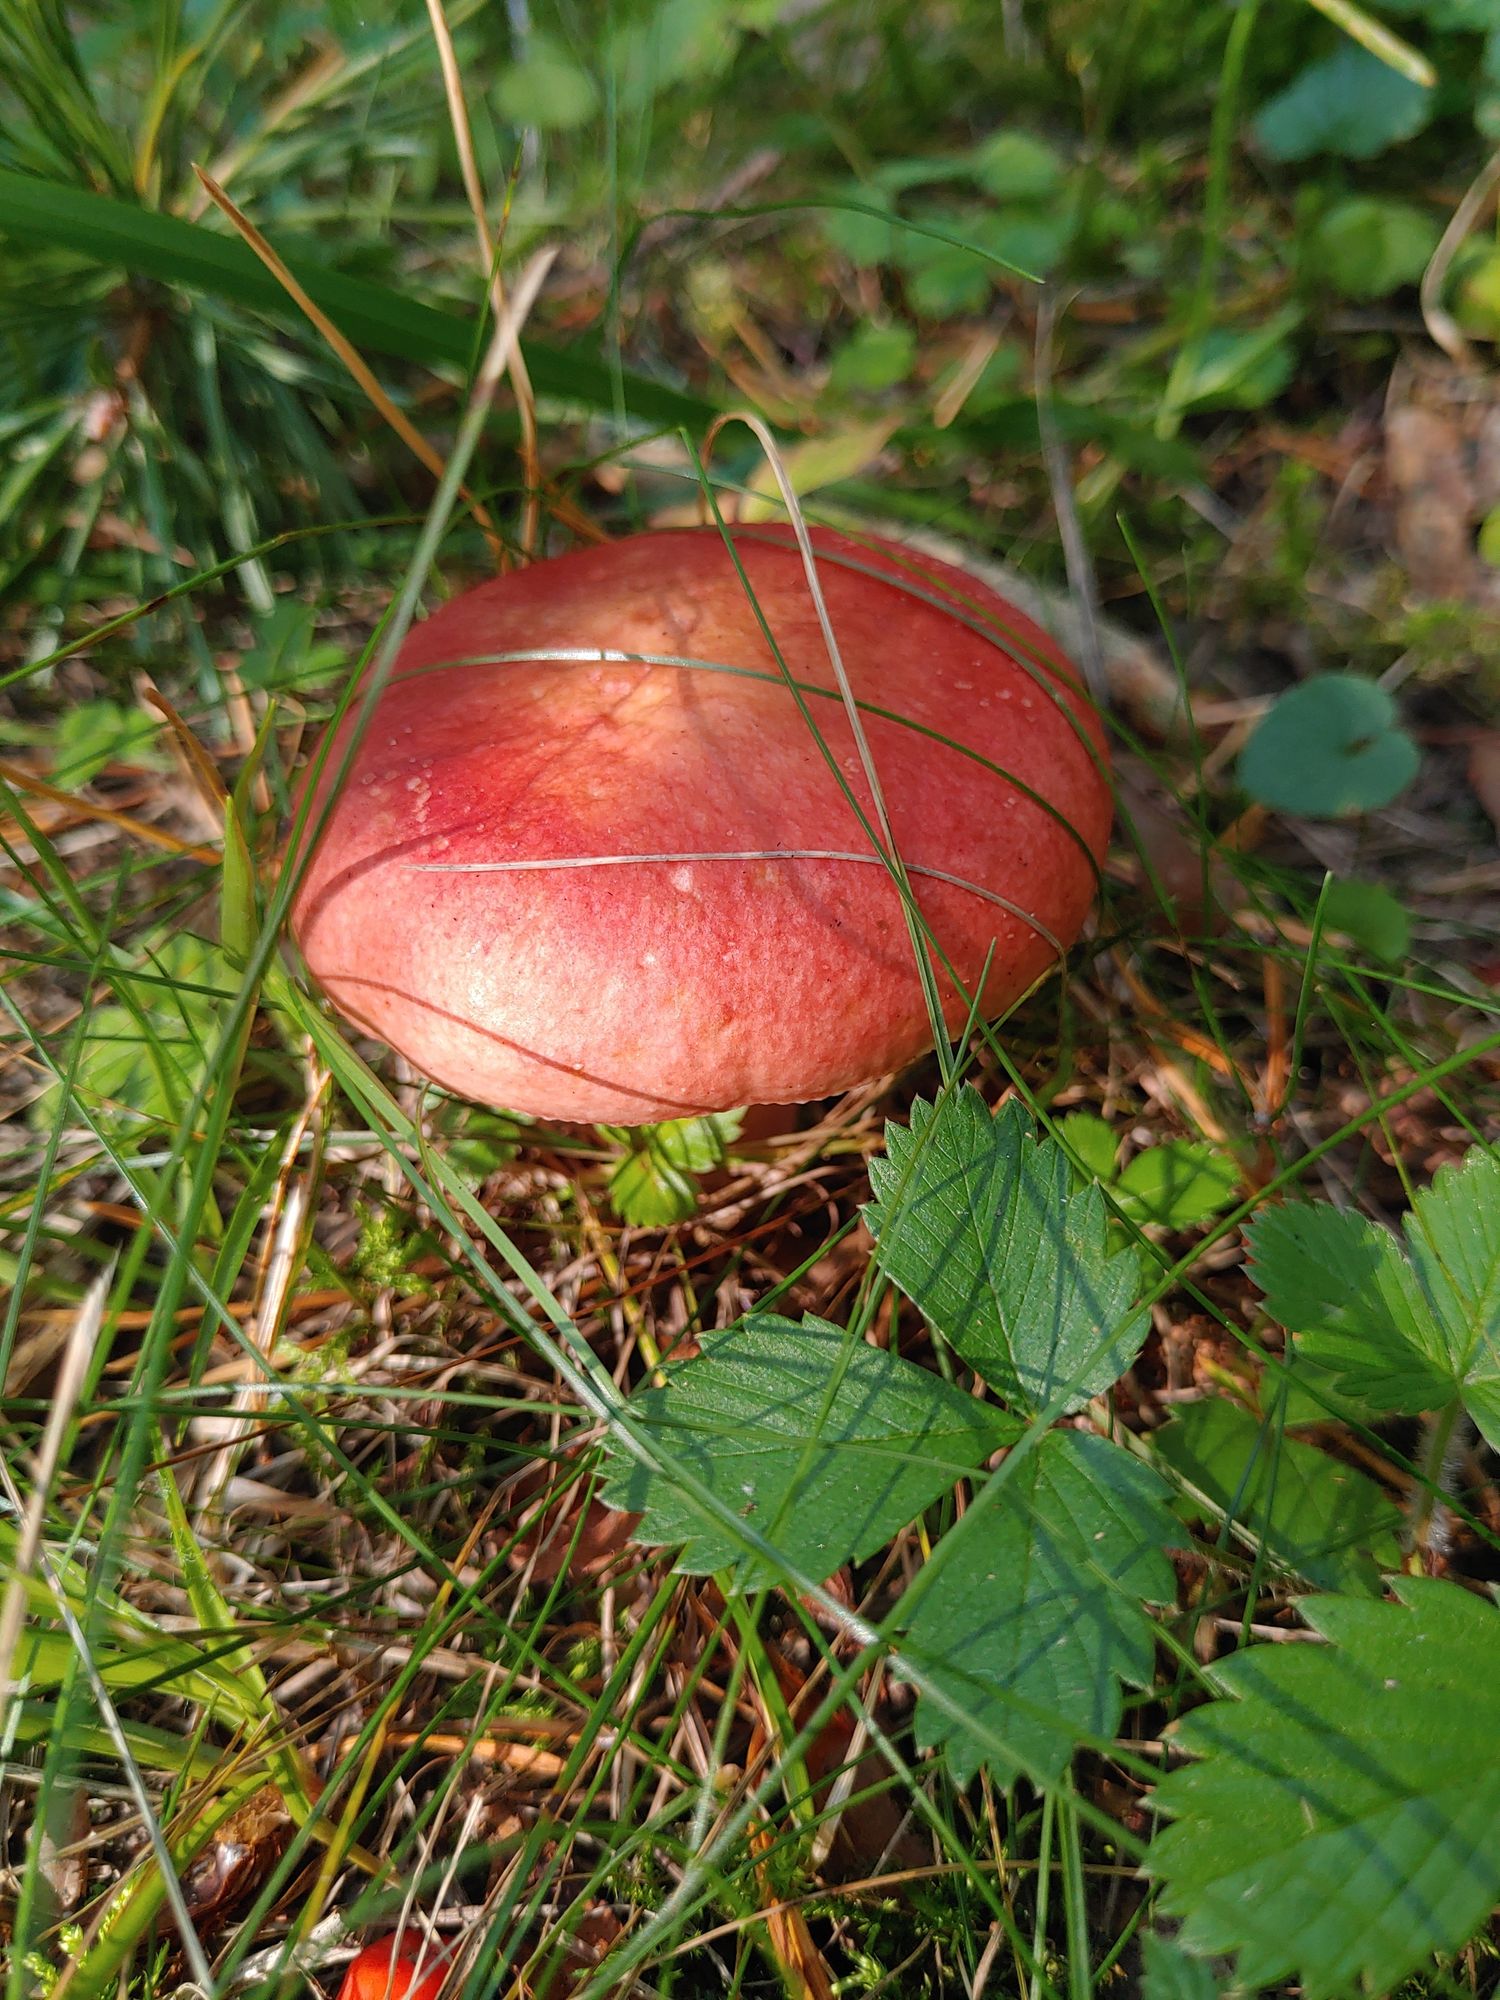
[866,1088,1147,1414]
[899,1429,1176,1785]
[1139,1932,1223,2000]
[657,1109,742,1173]
[1239,674,1419,817]
[238,599,341,694]
[1152,1397,1402,1594]
[599,1314,1015,1586]
[1277,1363,1389,1431]
[1248,1148,1500,1443]
[1058,1119,1237,1230]
[1148,1578,1500,1998]
[1117,1142,1239,1230]
[1247,1202,1452,1411]
[607,1143,698,1227]
[1254,46,1434,161]
[605,1112,742,1226]
[433,1103,526,1188]
[1406,1149,1500,1447]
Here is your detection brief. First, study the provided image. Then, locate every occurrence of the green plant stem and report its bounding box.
[1030,1788,1055,2000]
[1411,1398,1469,1563]
[1057,1781,1091,2000]
[1158,0,1262,438]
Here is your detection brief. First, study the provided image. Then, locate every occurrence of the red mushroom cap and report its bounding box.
[291,525,1110,1123]
[336,1936,446,2000]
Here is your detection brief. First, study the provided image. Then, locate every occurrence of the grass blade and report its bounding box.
[0,168,715,429]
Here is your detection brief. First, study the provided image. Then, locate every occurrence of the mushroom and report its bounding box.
[291,524,1110,1124]
[336,1937,445,2000]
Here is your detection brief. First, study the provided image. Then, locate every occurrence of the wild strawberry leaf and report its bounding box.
[1139,1932,1223,2000]
[1148,1578,1500,1999]
[865,1088,1147,1414]
[1248,1147,1500,1446]
[897,1429,1176,1785]
[603,1112,742,1227]
[1152,1396,1403,1596]
[1405,1148,1500,1444]
[1115,1140,1238,1231]
[598,1314,1015,1587]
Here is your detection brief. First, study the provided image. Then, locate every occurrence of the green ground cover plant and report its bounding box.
[3,0,1500,1995]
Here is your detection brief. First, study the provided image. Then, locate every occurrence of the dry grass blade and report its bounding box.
[0,1265,112,1729]
[750,1818,839,2000]
[1420,143,1500,367]
[423,0,544,563]
[1303,0,1436,86]
[189,43,351,217]
[0,759,217,863]
[142,680,231,825]
[192,166,509,565]
[458,246,559,438]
